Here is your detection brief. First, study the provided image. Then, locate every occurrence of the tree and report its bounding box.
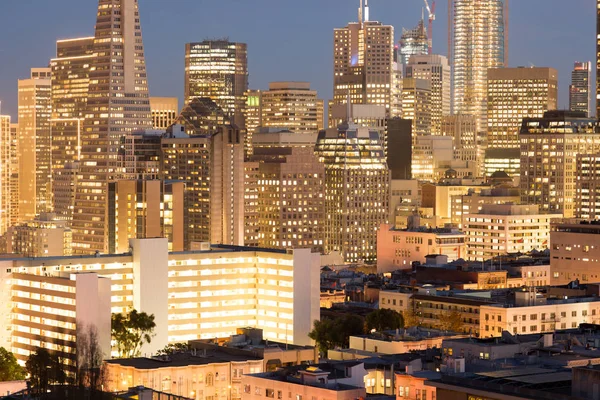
[156,342,190,356]
[26,348,67,395]
[308,314,365,356]
[77,323,108,397]
[111,309,156,358]
[0,347,26,381]
[438,310,464,332]
[403,308,422,328]
[366,309,404,332]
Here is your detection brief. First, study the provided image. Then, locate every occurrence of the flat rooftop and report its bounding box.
[105,349,262,370]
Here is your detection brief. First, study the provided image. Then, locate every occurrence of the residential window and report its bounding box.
[583,310,588,317]
[513,315,517,322]
[255,387,261,395]
[398,386,404,397]
[561,312,566,318]
[244,386,251,394]
[530,314,537,320]
[572,322,577,328]
[277,391,282,400]
[422,390,427,400]
[530,325,537,332]
[572,311,577,317]
[266,389,274,398]
[498,316,502,322]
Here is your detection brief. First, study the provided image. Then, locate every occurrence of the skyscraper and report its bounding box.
[72,0,153,254]
[18,68,52,222]
[161,99,244,248]
[450,0,507,132]
[244,89,262,158]
[0,116,18,235]
[486,67,558,178]
[149,97,179,130]
[570,61,592,117]
[406,54,451,135]
[399,19,429,67]
[184,40,248,127]
[315,119,390,263]
[333,1,401,118]
[597,0,600,118]
[50,37,94,221]
[401,78,432,137]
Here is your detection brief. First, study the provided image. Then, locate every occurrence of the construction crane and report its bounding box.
[423,0,435,54]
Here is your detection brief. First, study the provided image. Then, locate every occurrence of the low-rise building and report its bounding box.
[464,204,559,261]
[395,370,440,400]
[242,364,367,400]
[345,328,466,355]
[550,220,600,285]
[480,293,600,338]
[377,223,466,273]
[105,348,264,400]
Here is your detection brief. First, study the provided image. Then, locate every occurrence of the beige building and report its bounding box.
[0,116,18,235]
[242,366,366,400]
[486,67,558,178]
[0,238,321,355]
[550,221,600,285]
[72,0,153,254]
[441,114,485,177]
[520,111,600,217]
[108,180,186,253]
[401,78,432,137]
[480,295,600,338]
[9,272,111,371]
[6,213,72,257]
[333,3,401,118]
[50,37,94,220]
[244,90,262,157]
[18,68,52,222]
[345,329,466,356]
[450,187,521,228]
[260,82,324,134]
[377,224,466,273]
[464,204,559,261]
[421,179,491,222]
[406,55,450,135]
[161,122,244,248]
[245,131,325,252]
[105,349,264,400]
[150,97,179,130]
[315,122,390,263]
[379,290,491,337]
[185,40,248,127]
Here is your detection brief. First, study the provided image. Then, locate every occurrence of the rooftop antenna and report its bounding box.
[359,0,363,24]
[365,0,370,22]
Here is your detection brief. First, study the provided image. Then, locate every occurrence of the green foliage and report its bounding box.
[26,348,68,393]
[308,314,365,355]
[156,342,190,356]
[0,347,25,381]
[366,309,404,332]
[438,310,464,332]
[111,309,156,358]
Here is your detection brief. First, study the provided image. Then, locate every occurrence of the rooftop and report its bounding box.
[105,348,262,370]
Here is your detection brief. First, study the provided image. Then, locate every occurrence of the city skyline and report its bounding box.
[0,0,595,120]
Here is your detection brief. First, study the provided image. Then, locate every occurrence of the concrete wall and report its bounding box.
[131,238,169,354]
[293,249,321,346]
[75,273,112,359]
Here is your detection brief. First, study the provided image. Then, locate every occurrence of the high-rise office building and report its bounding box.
[245,131,325,252]
[399,19,429,67]
[185,40,248,127]
[8,123,19,228]
[450,0,507,132]
[597,0,600,118]
[0,116,18,235]
[570,61,592,117]
[406,55,451,135]
[333,1,401,118]
[72,0,153,254]
[150,97,179,130]
[261,82,324,135]
[401,78,432,137]
[520,111,600,217]
[18,68,52,222]
[486,67,558,178]
[50,37,94,220]
[575,153,600,220]
[244,90,262,157]
[442,114,485,176]
[315,120,389,263]
[161,101,244,248]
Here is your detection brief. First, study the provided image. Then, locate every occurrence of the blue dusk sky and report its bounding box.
[0,0,595,120]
